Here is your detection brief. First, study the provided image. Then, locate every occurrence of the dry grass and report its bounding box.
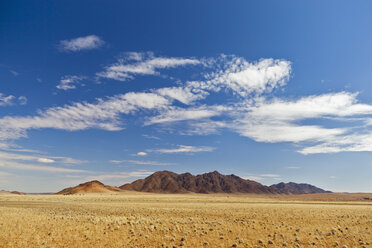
[0,193,372,247]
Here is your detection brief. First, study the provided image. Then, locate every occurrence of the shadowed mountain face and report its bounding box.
[56,180,123,195]
[120,171,330,194]
[270,182,332,194]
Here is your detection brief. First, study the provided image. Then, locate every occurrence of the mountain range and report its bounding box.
[119,170,331,194]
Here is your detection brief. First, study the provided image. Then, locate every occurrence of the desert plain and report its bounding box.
[1,193,372,248]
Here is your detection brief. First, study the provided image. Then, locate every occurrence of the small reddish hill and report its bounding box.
[270,182,331,194]
[56,180,123,195]
[120,171,279,194]
[0,190,26,195]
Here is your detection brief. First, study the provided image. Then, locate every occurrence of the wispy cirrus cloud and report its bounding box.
[0,150,86,165]
[59,35,104,52]
[230,92,372,154]
[156,86,208,105]
[0,92,170,140]
[0,54,292,143]
[57,75,86,90]
[0,93,16,106]
[0,160,86,173]
[0,93,27,106]
[151,145,215,154]
[260,174,280,178]
[286,166,300,169]
[146,105,226,125]
[243,176,264,181]
[110,160,174,166]
[142,134,160,140]
[3,52,372,156]
[97,52,200,81]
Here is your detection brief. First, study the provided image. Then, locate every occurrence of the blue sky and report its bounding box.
[1,1,372,192]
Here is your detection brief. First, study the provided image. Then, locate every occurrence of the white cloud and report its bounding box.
[235,120,345,143]
[55,157,86,164]
[18,96,27,105]
[286,166,300,169]
[142,134,160,140]
[4,53,372,156]
[59,35,104,52]
[0,92,170,140]
[0,93,15,106]
[0,149,87,174]
[216,58,291,96]
[0,160,86,173]
[110,160,174,166]
[181,121,227,135]
[157,87,207,105]
[152,145,215,154]
[97,52,200,81]
[37,158,55,163]
[260,174,281,178]
[189,57,291,97]
[0,151,85,165]
[136,152,147,156]
[230,92,372,153]
[57,75,85,90]
[146,105,227,125]
[0,93,27,106]
[109,160,121,164]
[298,132,372,154]
[245,92,372,121]
[242,176,263,181]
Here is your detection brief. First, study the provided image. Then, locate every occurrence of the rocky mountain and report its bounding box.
[120,170,278,194]
[270,182,331,194]
[56,180,123,195]
[120,170,330,194]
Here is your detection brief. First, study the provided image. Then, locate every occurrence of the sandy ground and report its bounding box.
[0,193,372,247]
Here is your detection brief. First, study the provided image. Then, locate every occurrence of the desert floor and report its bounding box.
[0,193,372,247]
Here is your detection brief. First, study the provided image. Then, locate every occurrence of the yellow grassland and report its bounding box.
[0,193,371,247]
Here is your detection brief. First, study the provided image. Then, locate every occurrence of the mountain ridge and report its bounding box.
[120,170,331,194]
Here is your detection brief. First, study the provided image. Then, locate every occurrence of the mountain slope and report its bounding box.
[120,171,331,194]
[56,180,123,195]
[270,182,331,194]
[120,171,277,194]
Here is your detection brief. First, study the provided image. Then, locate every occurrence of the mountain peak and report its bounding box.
[270,182,331,194]
[57,180,122,195]
[120,171,331,194]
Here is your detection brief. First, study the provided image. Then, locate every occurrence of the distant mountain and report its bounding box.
[55,171,331,195]
[120,170,277,194]
[56,180,123,195]
[120,170,329,194]
[0,190,25,195]
[270,182,331,194]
